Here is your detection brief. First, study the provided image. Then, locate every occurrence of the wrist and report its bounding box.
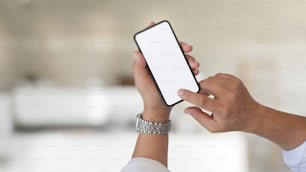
[242,102,266,133]
[142,107,171,123]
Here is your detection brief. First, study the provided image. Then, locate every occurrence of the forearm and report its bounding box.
[247,104,306,150]
[132,133,168,166]
[132,109,171,166]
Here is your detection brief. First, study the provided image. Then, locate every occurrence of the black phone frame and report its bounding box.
[133,20,200,107]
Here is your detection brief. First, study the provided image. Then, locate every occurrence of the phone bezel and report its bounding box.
[134,20,200,106]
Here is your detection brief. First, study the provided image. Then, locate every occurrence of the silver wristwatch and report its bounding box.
[136,114,171,135]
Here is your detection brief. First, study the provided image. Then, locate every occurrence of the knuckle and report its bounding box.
[199,80,205,85]
[201,79,212,88]
[229,78,242,92]
[215,73,223,77]
[187,55,194,60]
[215,73,229,78]
[199,80,206,87]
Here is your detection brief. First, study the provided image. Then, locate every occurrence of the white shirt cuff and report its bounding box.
[282,141,306,172]
[121,157,170,172]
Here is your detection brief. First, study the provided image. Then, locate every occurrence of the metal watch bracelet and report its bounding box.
[136,113,171,135]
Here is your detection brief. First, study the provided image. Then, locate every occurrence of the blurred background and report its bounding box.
[0,0,306,171]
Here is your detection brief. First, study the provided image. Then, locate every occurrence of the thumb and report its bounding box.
[133,51,152,85]
[133,51,147,74]
[133,50,146,65]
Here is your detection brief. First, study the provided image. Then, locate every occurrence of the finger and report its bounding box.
[133,51,146,68]
[184,106,220,133]
[192,69,199,75]
[133,51,148,79]
[186,54,200,69]
[178,89,217,112]
[180,42,193,53]
[148,21,155,27]
[199,78,228,98]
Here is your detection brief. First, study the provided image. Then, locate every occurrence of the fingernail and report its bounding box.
[191,62,199,68]
[181,42,190,46]
[184,109,190,115]
[178,89,184,97]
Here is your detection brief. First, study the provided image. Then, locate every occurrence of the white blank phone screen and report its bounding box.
[134,21,199,106]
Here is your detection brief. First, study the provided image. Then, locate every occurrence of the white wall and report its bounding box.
[0,0,306,91]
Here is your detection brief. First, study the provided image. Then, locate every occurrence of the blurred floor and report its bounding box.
[0,131,249,172]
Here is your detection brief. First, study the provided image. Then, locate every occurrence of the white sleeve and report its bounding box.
[282,141,306,172]
[121,157,170,172]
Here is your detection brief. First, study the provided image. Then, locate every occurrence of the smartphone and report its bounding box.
[134,20,200,106]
